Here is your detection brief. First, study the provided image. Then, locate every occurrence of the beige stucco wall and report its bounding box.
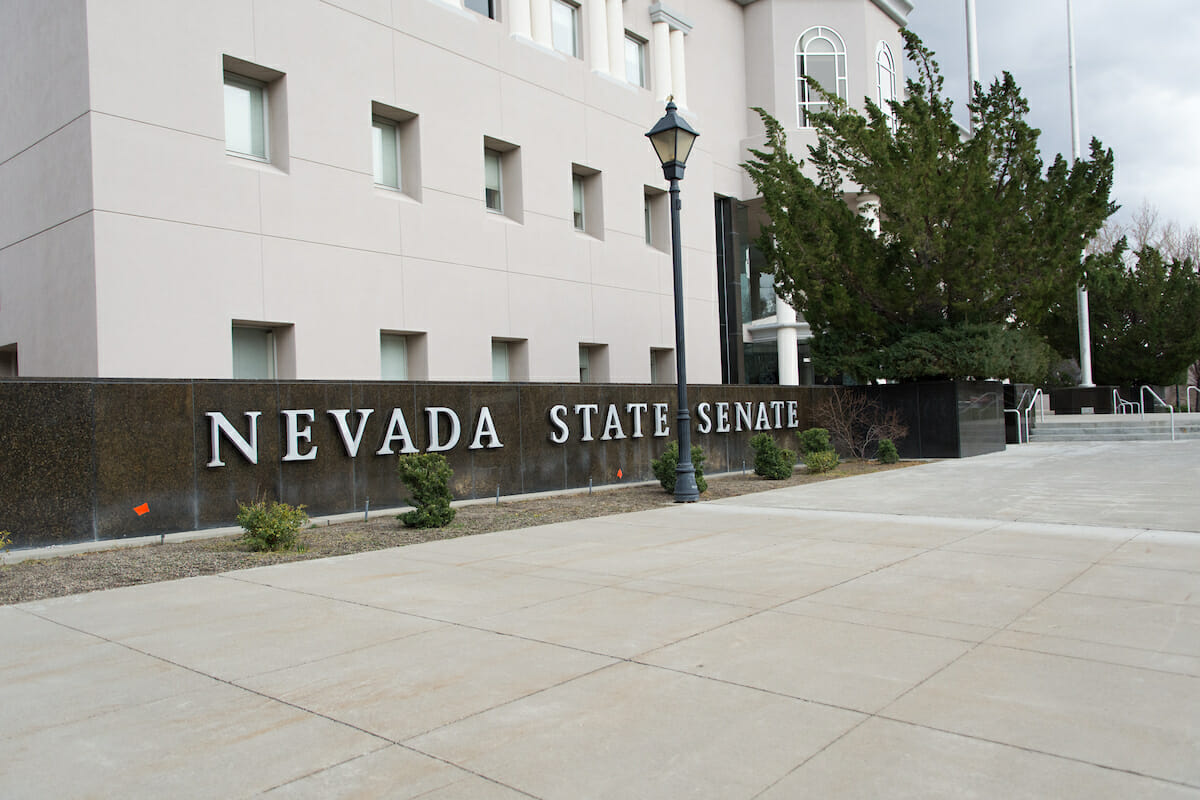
[1,0,905,381]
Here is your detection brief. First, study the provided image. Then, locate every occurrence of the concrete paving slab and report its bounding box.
[1008,591,1200,656]
[406,661,864,800]
[883,644,1200,787]
[1063,562,1200,605]
[758,717,1200,799]
[639,610,972,713]
[238,625,615,742]
[262,745,532,799]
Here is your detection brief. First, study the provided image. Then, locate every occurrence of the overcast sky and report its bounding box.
[905,0,1200,230]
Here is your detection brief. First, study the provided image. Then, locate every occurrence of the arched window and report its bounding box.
[876,41,897,130]
[796,26,847,127]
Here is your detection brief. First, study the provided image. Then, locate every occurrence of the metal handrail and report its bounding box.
[1188,385,1200,413]
[1020,388,1042,442]
[1140,385,1176,441]
[1004,408,1025,443]
[1113,388,1139,415]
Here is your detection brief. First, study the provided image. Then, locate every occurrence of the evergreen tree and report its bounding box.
[742,31,1116,382]
[1042,244,1200,386]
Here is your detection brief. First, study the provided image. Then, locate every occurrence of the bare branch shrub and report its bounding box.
[813,389,909,460]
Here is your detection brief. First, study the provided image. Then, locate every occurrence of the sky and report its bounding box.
[905,0,1200,230]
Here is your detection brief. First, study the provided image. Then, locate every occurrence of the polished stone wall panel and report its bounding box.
[517,384,568,494]
[0,381,96,547]
[354,382,417,510]
[275,382,357,516]
[94,382,195,539]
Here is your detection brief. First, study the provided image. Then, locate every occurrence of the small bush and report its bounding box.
[749,433,797,480]
[798,427,832,455]
[0,530,12,551]
[814,390,909,460]
[804,449,840,474]
[397,452,456,528]
[876,438,900,464]
[237,499,308,552]
[651,441,707,494]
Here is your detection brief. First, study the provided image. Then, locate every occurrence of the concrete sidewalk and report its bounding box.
[3,441,1199,798]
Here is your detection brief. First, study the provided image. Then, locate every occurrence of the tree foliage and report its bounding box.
[1042,244,1200,386]
[742,30,1116,382]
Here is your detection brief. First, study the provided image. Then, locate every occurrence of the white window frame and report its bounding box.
[224,73,268,161]
[380,332,409,380]
[464,0,494,19]
[624,33,647,87]
[232,326,276,379]
[795,26,848,128]
[551,0,580,58]
[484,148,503,213]
[876,41,897,130]
[372,117,400,189]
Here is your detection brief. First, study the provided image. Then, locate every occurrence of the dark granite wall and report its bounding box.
[0,379,1003,549]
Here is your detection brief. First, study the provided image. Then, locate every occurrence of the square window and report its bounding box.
[579,343,609,382]
[572,174,585,231]
[464,0,494,18]
[651,347,674,383]
[224,74,267,160]
[232,326,276,379]
[372,118,400,189]
[484,148,503,212]
[551,0,579,58]
[624,34,646,87]
[380,333,408,379]
[643,186,668,251]
[0,344,16,377]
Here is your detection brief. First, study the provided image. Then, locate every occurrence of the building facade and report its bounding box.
[0,0,910,384]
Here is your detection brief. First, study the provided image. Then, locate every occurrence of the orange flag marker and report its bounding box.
[617,469,623,479]
[134,503,150,516]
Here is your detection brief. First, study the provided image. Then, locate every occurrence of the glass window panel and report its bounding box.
[491,341,509,381]
[625,35,645,87]
[808,56,838,94]
[380,334,408,380]
[572,175,585,230]
[224,78,266,159]
[373,120,399,188]
[464,0,494,18]
[552,0,578,57]
[484,149,502,211]
[232,327,274,379]
[579,346,590,382]
[644,196,653,244]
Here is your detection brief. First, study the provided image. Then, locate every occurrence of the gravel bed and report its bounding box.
[0,461,911,605]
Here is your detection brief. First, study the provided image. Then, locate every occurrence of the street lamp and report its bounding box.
[646,101,700,502]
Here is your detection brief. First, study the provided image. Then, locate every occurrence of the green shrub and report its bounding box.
[804,449,840,474]
[876,438,900,464]
[0,530,12,552]
[396,452,457,528]
[237,499,308,552]
[798,427,832,455]
[651,442,707,494]
[749,433,797,480]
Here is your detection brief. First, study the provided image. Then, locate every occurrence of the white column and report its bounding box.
[606,0,624,79]
[588,0,609,72]
[669,27,687,108]
[965,0,979,133]
[775,300,800,386]
[510,0,531,39]
[1067,0,1094,387]
[531,0,552,47]
[652,21,671,101]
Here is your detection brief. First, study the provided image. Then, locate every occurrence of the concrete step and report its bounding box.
[1027,413,1200,442]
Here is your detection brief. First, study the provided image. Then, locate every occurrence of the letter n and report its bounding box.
[206,411,261,467]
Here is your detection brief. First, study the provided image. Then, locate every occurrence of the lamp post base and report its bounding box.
[674,466,699,503]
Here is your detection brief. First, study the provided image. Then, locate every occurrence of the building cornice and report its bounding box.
[732,0,913,27]
[649,3,694,34]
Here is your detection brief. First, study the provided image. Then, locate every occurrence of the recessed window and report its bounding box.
[651,348,674,384]
[223,55,287,168]
[624,33,647,87]
[552,0,580,58]
[876,41,897,130]
[0,344,17,377]
[492,340,509,381]
[796,26,847,127]
[232,326,276,379]
[572,175,585,231]
[485,148,503,212]
[464,0,494,19]
[483,137,523,222]
[571,164,603,238]
[380,333,409,379]
[224,74,268,160]
[579,344,609,382]
[373,118,400,189]
[643,186,668,251]
[491,338,529,381]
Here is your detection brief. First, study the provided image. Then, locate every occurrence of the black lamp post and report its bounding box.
[646,101,700,502]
